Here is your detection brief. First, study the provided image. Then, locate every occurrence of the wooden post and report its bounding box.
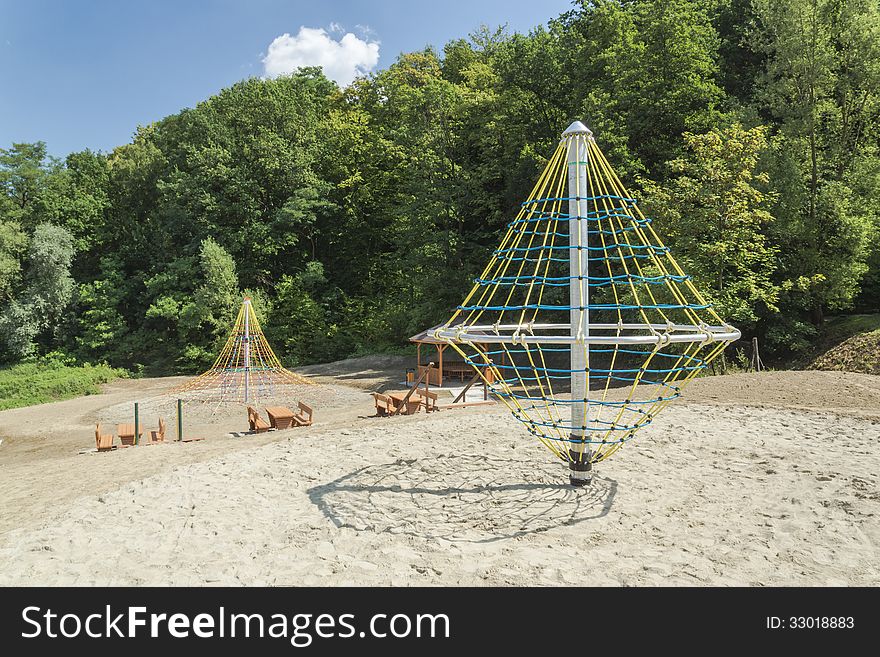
[751,337,763,372]
[134,402,139,446]
[424,360,430,398]
[177,398,183,441]
[438,344,445,386]
[482,346,491,400]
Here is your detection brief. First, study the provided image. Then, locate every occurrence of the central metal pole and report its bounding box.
[564,121,593,486]
[243,298,251,404]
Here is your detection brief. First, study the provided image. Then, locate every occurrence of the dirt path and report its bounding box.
[2,399,878,586]
[0,376,371,533]
[683,370,880,420]
[1,367,878,542]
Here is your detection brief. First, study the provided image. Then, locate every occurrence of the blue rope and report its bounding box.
[494,373,690,386]
[524,427,631,445]
[498,390,681,406]
[494,242,669,256]
[507,218,651,237]
[498,251,667,263]
[474,273,691,288]
[477,347,706,365]
[509,210,647,224]
[511,412,650,434]
[485,361,701,376]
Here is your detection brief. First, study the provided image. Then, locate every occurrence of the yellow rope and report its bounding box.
[438,128,738,466]
[173,298,314,401]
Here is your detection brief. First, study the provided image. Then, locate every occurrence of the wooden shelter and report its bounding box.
[408,325,496,386]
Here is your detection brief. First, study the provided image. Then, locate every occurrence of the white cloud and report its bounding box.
[262,26,380,87]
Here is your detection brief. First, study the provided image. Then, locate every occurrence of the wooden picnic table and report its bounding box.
[116,423,143,446]
[430,361,495,384]
[444,362,475,381]
[265,406,296,430]
[388,392,423,416]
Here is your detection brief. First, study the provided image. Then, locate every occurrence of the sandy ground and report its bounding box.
[0,366,878,586]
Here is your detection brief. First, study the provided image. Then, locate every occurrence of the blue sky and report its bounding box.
[0,0,574,158]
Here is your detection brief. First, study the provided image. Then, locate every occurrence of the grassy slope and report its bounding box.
[0,362,125,411]
[807,314,880,375]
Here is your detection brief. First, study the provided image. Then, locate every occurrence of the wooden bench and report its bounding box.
[293,401,313,427]
[247,406,272,433]
[373,392,394,416]
[421,390,440,412]
[148,417,166,444]
[95,423,114,451]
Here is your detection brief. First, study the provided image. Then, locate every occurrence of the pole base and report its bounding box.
[568,455,593,487]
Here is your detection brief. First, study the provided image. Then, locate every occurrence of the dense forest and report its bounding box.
[1,0,878,375]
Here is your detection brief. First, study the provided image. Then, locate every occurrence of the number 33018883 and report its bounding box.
[789,617,854,629]
[767,617,854,629]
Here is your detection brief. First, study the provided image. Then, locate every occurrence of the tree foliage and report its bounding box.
[642,124,779,326]
[0,223,76,358]
[0,0,879,369]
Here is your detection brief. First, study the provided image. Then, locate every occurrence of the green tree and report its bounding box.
[716,0,766,103]
[142,237,241,371]
[825,0,880,178]
[0,221,27,302]
[754,0,835,226]
[0,142,55,224]
[642,124,779,326]
[37,149,111,260]
[0,224,76,358]
[182,236,241,346]
[75,268,128,360]
[268,261,351,365]
[0,0,877,371]
[626,0,727,168]
[752,0,879,333]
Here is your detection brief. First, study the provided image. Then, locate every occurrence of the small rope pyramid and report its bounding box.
[174,297,313,404]
[434,121,740,485]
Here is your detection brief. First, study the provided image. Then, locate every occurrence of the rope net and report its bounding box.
[433,122,739,467]
[173,297,313,404]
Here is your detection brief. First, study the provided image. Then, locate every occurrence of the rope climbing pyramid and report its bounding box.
[433,121,740,485]
[174,296,313,404]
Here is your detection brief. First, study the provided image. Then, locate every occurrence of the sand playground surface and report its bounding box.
[0,360,878,586]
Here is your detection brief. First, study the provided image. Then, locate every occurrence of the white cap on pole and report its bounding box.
[562,120,593,138]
